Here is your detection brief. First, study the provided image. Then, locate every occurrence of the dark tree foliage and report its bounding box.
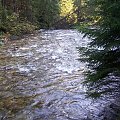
[79,0,120,98]
[0,0,60,36]
[32,0,60,28]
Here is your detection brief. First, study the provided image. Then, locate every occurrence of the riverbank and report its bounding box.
[0,30,40,46]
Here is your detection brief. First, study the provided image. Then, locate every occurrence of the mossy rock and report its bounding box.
[0,96,31,114]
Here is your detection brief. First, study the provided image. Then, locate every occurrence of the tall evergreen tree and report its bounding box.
[79,0,120,98]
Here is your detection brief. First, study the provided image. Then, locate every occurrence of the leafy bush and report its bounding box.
[9,22,37,36]
[1,13,37,36]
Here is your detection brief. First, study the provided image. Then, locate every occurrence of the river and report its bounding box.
[0,30,112,120]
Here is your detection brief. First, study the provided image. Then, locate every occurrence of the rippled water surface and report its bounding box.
[0,30,111,120]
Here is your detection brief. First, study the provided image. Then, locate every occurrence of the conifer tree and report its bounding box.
[79,0,120,98]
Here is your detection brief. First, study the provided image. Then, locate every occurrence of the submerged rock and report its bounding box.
[10,35,20,40]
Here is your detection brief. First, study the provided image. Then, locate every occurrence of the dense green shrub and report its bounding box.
[9,22,37,36]
[1,13,37,36]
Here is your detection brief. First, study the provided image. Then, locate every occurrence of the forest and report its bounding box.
[0,0,120,120]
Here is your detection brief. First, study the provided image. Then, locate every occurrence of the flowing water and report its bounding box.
[0,30,112,120]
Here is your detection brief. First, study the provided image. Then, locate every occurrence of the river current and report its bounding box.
[0,30,112,120]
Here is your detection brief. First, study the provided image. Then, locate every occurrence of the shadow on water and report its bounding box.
[0,30,113,120]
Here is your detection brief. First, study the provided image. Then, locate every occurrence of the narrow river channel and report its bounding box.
[0,30,112,120]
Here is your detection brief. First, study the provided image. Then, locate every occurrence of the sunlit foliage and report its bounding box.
[60,0,74,17]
